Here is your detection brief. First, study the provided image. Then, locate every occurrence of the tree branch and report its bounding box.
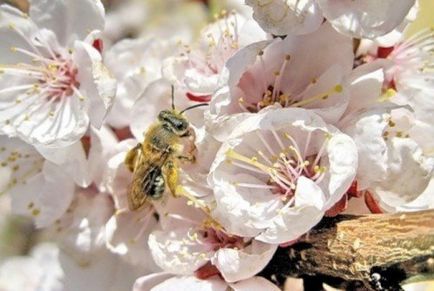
[260,210,434,290]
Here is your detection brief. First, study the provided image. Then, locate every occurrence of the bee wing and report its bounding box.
[127,149,169,211]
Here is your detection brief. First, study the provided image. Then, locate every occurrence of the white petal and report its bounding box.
[0,243,63,291]
[59,246,143,291]
[374,138,434,209]
[105,208,159,269]
[212,240,277,282]
[150,276,227,291]
[318,0,416,38]
[73,41,117,128]
[29,0,105,46]
[51,190,113,255]
[296,65,350,124]
[341,108,389,190]
[344,62,387,116]
[10,161,75,228]
[256,206,324,244]
[133,273,174,291]
[0,5,37,64]
[294,176,325,210]
[88,126,118,190]
[36,141,90,187]
[245,0,323,36]
[229,276,280,291]
[324,133,358,209]
[148,227,212,275]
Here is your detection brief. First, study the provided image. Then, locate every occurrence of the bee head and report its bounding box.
[158,110,189,135]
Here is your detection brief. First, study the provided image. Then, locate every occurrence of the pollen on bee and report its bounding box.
[388,119,396,127]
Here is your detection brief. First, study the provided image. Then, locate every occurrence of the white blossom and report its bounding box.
[0,136,89,227]
[0,0,116,148]
[208,23,353,140]
[245,0,416,38]
[209,108,357,244]
[134,273,280,291]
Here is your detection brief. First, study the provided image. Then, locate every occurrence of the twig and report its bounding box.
[260,210,434,290]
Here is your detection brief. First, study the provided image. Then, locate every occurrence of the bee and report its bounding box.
[124,86,207,211]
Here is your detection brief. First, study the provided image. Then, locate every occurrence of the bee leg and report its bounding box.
[163,160,179,197]
[125,143,141,172]
[177,154,196,163]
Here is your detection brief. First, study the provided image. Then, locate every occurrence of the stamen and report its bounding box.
[256,131,276,156]
[272,54,290,101]
[225,149,271,173]
[271,129,285,150]
[229,160,270,175]
[234,182,278,190]
[290,84,343,107]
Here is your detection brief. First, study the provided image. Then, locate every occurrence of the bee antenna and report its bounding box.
[171,85,175,110]
[180,103,209,114]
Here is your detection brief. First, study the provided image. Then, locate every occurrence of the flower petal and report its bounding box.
[245,0,323,36]
[73,41,117,129]
[229,276,280,291]
[28,0,105,46]
[212,240,277,282]
[318,0,416,38]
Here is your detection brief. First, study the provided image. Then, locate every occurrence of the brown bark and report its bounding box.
[261,210,434,290]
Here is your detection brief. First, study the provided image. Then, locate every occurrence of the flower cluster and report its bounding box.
[0,0,433,290]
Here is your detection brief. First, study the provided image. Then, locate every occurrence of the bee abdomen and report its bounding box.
[142,166,165,199]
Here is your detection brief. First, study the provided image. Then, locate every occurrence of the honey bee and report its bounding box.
[125,86,207,211]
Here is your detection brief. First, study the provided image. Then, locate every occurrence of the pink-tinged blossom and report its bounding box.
[46,188,114,257]
[245,0,323,36]
[245,0,416,38]
[104,38,181,128]
[208,23,353,140]
[339,65,434,213]
[134,272,280,291]
[317,0,416,38]
[148,211,277,282]
[0,0,116,148]
[209,108,357,244]
[163,11,266,101]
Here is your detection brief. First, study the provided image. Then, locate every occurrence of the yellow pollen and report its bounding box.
[32,209,40,216]
[388,119,396,127]
[378,88,396,102]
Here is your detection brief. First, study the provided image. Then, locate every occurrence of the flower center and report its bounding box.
[237,52,343,113]
[199,227,245,252]
[0,24,82,106]
[225,130,329,205]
